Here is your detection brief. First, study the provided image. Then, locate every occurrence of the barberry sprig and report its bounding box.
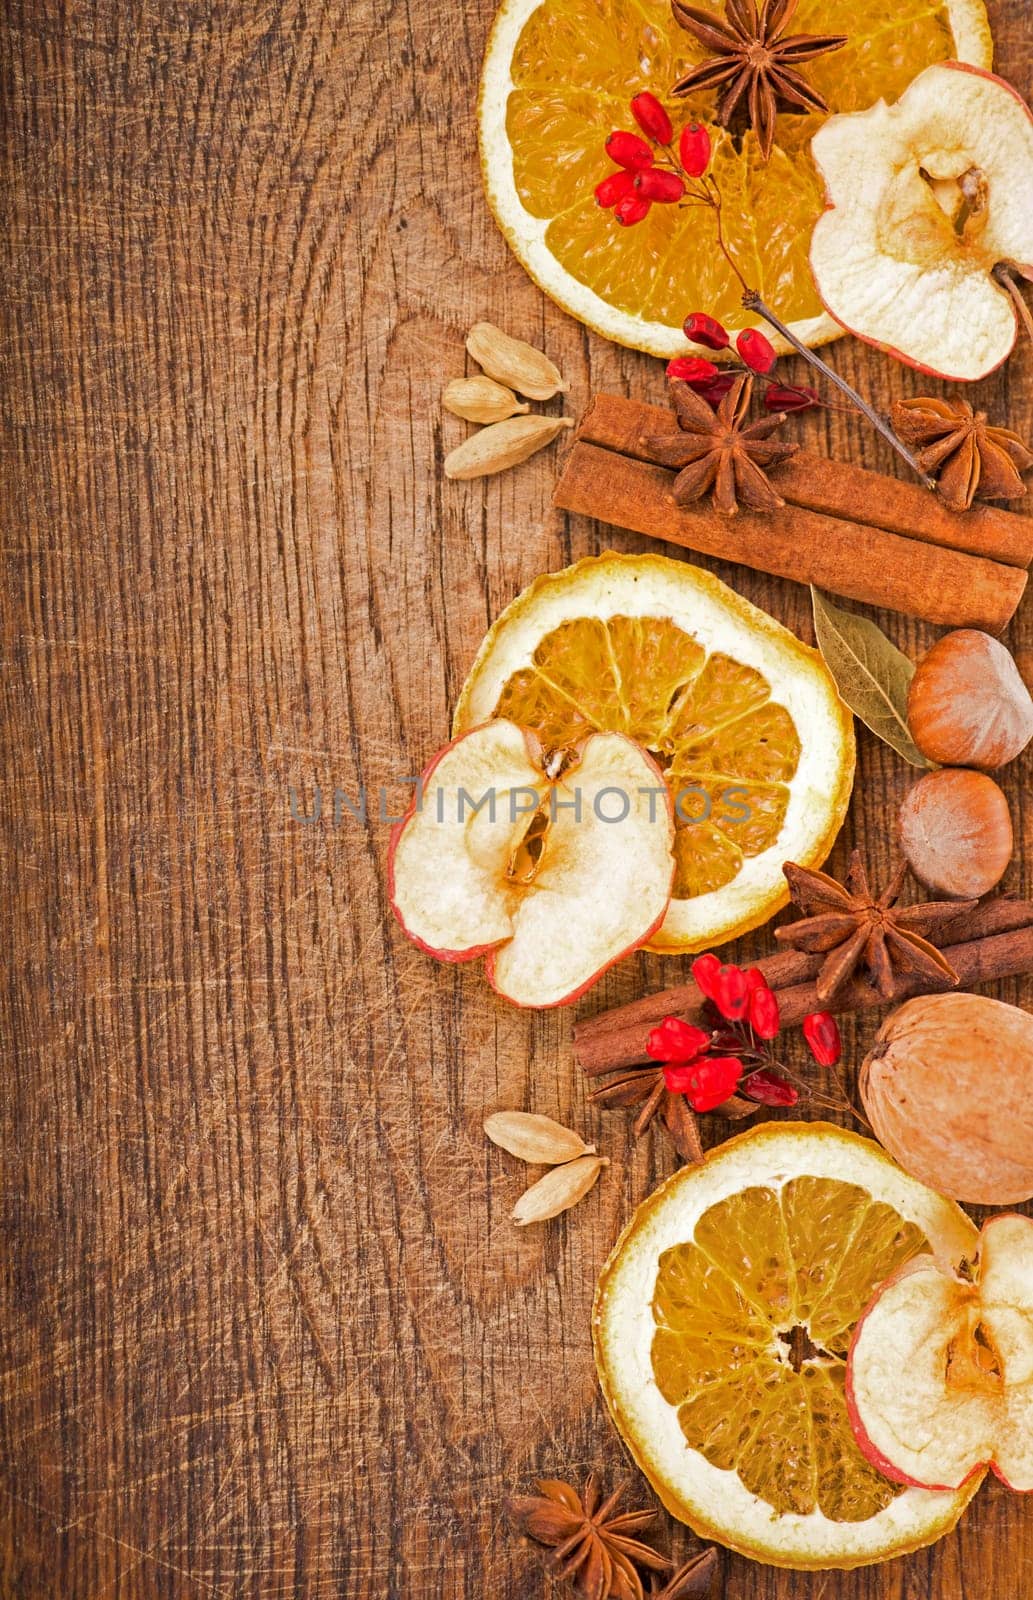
[646,954,869,1127]
[595,98,939,486]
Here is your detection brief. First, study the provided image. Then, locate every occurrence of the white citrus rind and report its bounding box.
[594,1123,980,1569]
[454,554,854,952]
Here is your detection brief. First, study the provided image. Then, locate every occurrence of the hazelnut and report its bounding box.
[907,629,1033,769]
[899,768,1013,898]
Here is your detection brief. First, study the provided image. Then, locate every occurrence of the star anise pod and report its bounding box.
[776,850,977,1005]
[647,1548,720,1598]
[506,1475,671,1600]
[642,375,797,516]
[589,1064,703,1164]
[587,1061,757,1165]
[890,396,1033,512]
[670,0,847,162]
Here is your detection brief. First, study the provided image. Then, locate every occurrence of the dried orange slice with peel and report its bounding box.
[479,0,992,356]
[454,553,854,953]
[594,1122,981,1569]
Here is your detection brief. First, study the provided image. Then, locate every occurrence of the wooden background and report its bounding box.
[2,1,1032,1595]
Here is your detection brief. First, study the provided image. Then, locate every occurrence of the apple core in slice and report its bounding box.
[810,63,1033,382]
[847,1213,1033,1494]
[388,719,675,1007]
[594,1122,980,1569]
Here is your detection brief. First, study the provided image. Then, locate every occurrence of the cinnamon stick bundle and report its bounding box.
[578,394,1033,567]
[553,395,1033,632]
[573,900,1033,1076]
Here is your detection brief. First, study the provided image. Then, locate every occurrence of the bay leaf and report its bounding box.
[810,587,933,769]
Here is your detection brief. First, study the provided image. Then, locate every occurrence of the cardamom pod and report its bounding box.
[484,1110,593,1165]
[511,1155,609,1226]
[466,322,569,401]
[444,415,572,481]
[443,376,529,425]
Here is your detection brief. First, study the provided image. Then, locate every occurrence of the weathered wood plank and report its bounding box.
[1,1,1031,1595]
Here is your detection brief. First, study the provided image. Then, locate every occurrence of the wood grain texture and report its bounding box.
[1,1,1032,1595]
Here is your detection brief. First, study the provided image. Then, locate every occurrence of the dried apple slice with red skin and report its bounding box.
[846,1213,1033,1494]
[388,719,675,1008]
[388,719,539,964]
[810,63,1033,382]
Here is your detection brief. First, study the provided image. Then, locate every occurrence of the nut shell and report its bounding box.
[442,376,529,424]
[465,322,569,401]
[443,414,572,480]
[907,629,1033,769]
[898,768,1013,898]
[861,992,1033,1203]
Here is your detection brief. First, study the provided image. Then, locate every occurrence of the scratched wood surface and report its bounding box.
[2,1,1033,1595]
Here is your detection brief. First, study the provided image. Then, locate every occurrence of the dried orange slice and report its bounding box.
[454,553,854,952]
[594,1122,981,1568]
[479,0,992,355]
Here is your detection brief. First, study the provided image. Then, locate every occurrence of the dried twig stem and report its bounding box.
[741,291,937,490]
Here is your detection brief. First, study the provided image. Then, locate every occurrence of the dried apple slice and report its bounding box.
[810,63,1033,381]
[847,1213,1033,1493]
[388,719,675,1007]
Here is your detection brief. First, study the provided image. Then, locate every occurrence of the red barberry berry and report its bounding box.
[666,356,720,385]
[715,967,749,1021]
[605,129,654,171]
[737,327,777,374]
[633,167,685,203]
[691,952,723,1001]
[683,311,730,351]
[679,121,711,178]
[595,169,636,208]
[803,1011,842,1067]
[614,193,651,226]
[742,1068,799,1107]
[694,960,750,1022]
[630,91,673,145]
[664,1055,743,1112]
[765,383,820,414]
[747,983,780,1041]
[694,373,738,409]
[647,1016,710,1062]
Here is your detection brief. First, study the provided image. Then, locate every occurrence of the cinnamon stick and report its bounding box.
[573,900,1033,1075]
[577,394,1033,569]
[554,441,1028,633]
